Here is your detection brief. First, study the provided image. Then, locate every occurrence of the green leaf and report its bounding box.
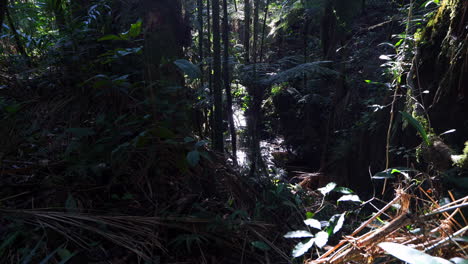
[284,230,314,238]
[400,111,430,145]
[174,59,202,79]
[373,167,416,180]
[315,231,329,248]
[337,195,361,203]
[303,219,322,230]
[128,20,142,38]
[292,238,315,258]
[318,182,337,196]
[378,242,452,264]
[306,212,315,219]
[251,241,271,251]
[187,150,200,167]
[332,213,346,234]
[98,34,122,41]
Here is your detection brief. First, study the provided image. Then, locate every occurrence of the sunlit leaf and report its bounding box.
[303,219,321,230]
[333,213,346,234]
[378,242,452,264]
[379,55,392,60]
[450,257,468,264]
[292,238,315,258]
[440,129,456,136]
[284,230,314,238]
[318,182,337,196]
[315,231,329,248]
[337,195,361,203]
[334,187,354,194]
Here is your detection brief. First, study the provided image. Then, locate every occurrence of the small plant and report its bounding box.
[284,183,361,258]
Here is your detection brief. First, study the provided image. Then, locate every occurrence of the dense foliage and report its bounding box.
[0,0,466,263]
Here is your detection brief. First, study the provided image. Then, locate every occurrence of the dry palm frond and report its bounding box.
[0,209,271,261]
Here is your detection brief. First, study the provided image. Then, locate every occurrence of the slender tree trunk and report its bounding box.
[54,0,66,32]
[259,0,270,63]
[197,0,204,83]
[0,0,7,30]
[212,0,224,152]
[223,0,237,165]
[243,0,250,64]
[196,0,205,138]
[248,0,264,177]
[5,7,27,58]
[207,0,215,141]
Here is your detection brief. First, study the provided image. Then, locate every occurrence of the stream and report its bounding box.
[230,107,288,179]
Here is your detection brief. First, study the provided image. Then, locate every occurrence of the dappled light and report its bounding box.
[0,0,466,263]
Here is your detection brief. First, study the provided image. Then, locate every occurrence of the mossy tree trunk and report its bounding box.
[415,0,468,148]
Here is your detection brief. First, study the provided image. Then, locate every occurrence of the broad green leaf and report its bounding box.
[292,238,315,258]
[306,212,315,219]
[187,150,200,167]
[378,242,452,264]
[400,111,430,145]
[174,59,202,79]
[284,230,314,238]
[315,231,329,248]
[318,182,337,196]
[251,241,271,251]
[303,219,322,230]
[337,195,361,203]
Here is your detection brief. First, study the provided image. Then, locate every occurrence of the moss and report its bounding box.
[453,141,468,169]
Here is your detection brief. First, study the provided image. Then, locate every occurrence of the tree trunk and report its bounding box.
[207,0,215,141]
[212,0,224,152]
[247,0,264,177]
[0,0,7,30]
[5,6,27,58]
[259,0,270,63]
[243,0,250,64]
[223,0,237,164]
